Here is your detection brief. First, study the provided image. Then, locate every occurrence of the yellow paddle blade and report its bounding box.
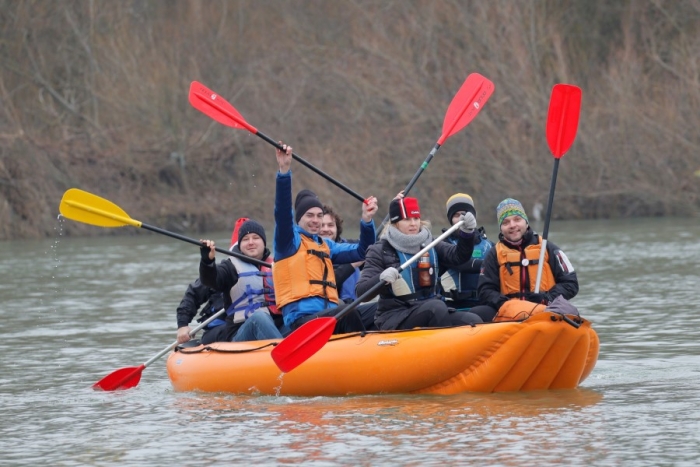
[59,188,141,228]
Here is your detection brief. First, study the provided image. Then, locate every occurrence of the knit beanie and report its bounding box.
[446,193,476,223]
[496,198,529,226]
[389,197,421,223]
[294,189,323,223]
[230,217,250,247]
[237,220,267,247]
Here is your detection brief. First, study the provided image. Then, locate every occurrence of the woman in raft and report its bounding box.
[356,194,483,330]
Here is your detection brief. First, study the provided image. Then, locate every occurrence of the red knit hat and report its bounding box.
[389,197,421,223]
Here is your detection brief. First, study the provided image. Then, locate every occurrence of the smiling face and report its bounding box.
[395,217,421,235]
[500,215,528,243]
[298,207,324,235]
[319,214,338,241]
[239,233,265,260]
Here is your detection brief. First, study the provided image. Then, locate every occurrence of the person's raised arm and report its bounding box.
[357,195,378,254]
[274,143,296,259]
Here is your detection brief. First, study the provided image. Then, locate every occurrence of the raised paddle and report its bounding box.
[59,188,271,268]
[189,81,368,204]
[377,72,495,229]
[92,307,228,391]
[534,84,581,329]
[271,219,466,373]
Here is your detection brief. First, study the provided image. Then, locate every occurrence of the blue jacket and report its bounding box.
[274,170,376,326]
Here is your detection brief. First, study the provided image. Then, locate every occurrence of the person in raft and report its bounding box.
[468,198,579,322]
[199,219,286,342]
[319,204,377,331]
[176,217,251,345]
[273,142,379,333]
[355,194,483,330]
[439,193,494,315]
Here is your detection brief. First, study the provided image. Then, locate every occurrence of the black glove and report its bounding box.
[525,292,549,305]
[200,244,214,264]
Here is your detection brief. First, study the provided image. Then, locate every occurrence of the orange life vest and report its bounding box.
[273,235,339,309]
[496,238,556,296]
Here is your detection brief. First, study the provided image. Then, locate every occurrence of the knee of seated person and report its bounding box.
[248,311,267,323]
[431,299,449,313]
[462,312,483,325]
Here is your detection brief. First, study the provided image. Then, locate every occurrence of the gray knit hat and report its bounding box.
[446,193,476,223]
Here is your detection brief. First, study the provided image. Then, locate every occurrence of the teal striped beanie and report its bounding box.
[496,198,529,226]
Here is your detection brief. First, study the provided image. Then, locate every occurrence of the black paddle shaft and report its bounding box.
[255,130,366,203]
[141,223,271,268]
[377,143,441,230]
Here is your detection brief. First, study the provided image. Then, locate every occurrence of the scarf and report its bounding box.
[384,225,432,255]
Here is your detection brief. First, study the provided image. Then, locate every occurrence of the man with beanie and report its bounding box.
[273,143,379,333]
[198,219,285,342]
[175,217,251,346]
[468,198,579,322]
[440,193,494,312]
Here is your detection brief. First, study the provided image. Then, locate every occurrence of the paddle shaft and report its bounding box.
[332,220,464,323]
[534,158,559,293]
[139,223,271,268]
[94,306,229,390]
[189,83,366,203]
[143,307,228,368]
[377,143,441,230]
[61,193,270,268]
[255,130,366,203]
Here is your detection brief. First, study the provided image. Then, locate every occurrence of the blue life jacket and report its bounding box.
[224,256,276,324]
[440,233,493,309]
[387,248,440,302]
[198,292,226,329]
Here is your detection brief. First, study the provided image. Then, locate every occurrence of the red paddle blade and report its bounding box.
[271,317,336,373]
[92,365,145,391]
[546,84,582,158]
[188,81,257,133]
[438,73,495,145]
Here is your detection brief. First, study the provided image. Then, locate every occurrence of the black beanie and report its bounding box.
[445,193,476,223]
[294,189,323,223]
[237,220,267,247]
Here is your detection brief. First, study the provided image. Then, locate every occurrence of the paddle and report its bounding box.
[533,84,582,328]
[59,188,271,268]
[377,72,495,229]
[271,219,466,373]
[189,81,367,204]
[92,307,228,391]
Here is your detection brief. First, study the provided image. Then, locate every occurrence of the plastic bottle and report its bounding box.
[418,252,432,287]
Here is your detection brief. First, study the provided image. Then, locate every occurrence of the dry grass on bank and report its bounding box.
[0,0,699,240]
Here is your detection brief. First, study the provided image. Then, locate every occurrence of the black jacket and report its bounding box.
[477,228,579,310]
[175,278,223,329]
[356,231,475,329]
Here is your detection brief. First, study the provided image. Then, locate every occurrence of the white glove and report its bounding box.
[459,212,477,233]
[379,267,401,284]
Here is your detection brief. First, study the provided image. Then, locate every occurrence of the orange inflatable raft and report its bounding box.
[166,312,599,396]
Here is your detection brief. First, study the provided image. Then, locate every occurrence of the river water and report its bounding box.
[1,216,699,466]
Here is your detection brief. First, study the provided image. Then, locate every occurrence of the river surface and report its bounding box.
[1,216,699,466]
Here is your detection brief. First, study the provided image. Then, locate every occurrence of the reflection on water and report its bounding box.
[1,217,699,465]
[168,390,605,465]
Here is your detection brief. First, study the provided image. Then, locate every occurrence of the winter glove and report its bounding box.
[459,212,477,234]
[200,244,214,264]
[525,292,550,305]
[379,267,401,284]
